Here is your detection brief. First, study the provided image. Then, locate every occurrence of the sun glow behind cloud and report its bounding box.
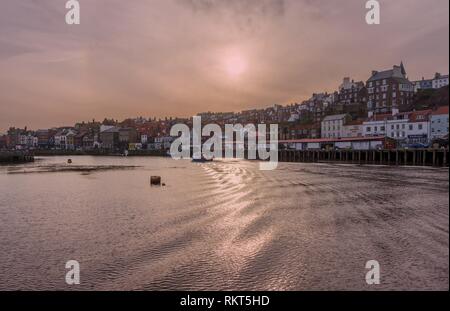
[223,48,248,79]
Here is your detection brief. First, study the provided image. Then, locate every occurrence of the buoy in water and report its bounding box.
[150,176,161,186]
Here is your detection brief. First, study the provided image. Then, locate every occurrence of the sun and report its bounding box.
[224,53,247,78]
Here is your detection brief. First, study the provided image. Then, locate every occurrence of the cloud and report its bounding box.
[177,0,285,33]
[0,0,448,131]
[179,0,285,16]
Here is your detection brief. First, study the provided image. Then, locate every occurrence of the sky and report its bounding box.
[0,0,448,131]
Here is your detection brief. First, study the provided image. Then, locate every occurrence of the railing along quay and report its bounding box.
[278,149,449,167]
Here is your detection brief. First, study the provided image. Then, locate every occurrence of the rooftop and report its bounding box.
[322,114,348,122]
[431,105,449,115]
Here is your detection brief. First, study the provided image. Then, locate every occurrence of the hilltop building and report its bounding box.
[366,62,414,114]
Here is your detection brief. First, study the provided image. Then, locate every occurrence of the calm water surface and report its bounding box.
[0,156,448,290]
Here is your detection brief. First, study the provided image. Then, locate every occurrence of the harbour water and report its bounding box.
[0,156,448,290]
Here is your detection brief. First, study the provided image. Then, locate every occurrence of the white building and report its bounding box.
[432,73,449,89]
[18,133,38,148]
[141,134,148,144]
[430,106,449,140]
[342,121,364,138]
[321,114,349,138]
[363,109,432,146]
[279,137,387,151]
[414,73,449,92]
[148,136,174,150]
[54,129,77,150]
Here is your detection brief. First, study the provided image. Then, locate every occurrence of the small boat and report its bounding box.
[67,159,72,164]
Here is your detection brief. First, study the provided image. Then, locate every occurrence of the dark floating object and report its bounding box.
[192,155,214,163]
[162,183,166,187]
[67,159,72,164]
[150,176,162,186]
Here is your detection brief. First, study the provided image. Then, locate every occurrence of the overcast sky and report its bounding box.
[0,0,448,131]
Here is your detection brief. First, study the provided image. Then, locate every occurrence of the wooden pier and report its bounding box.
[278,149,449,167]
[0,151,34,164]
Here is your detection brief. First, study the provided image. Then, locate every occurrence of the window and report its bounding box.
[366,127,371,132]
[380,126,385,131]
[409,125,413,131]
[374,126,378,132]
[418,124,423,130]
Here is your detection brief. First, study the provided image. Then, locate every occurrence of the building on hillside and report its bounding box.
[432,73,449,89]
[430,106,449,140]
[414,73,449,92]
[366,62,414,114]
[336,78,367,106]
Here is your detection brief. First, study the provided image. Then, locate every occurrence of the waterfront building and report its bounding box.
[279,136,391,151]
[342,120,364,138]
[0,134,8,150]
[363,109,432,146]
[99,127,119,150]
[35,129,50,148]
[54,128,77,150]
[430,105,449,140]
[6,127,26,148]
[321,114,351,138]
[119,128,138,145]
[366,62,414,114]
[280,123,321,140]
